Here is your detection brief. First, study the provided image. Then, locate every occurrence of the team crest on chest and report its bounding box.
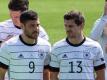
[83,50,91,59]
[38,49,45,59]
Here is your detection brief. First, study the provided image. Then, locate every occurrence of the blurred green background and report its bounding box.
[0,0,104,44]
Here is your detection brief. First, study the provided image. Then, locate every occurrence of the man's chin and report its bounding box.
[68,35,76,39]
[27,36,37,39]
[31,36,37,39]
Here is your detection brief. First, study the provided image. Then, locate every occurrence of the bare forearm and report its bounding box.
[0,76,5,80]
[50,76,58,80]
[96,77,105,80]
[43,69,50,80]
[95,75,105,80]
[50,72,59,80]
[0,72,5,80]
[95,69,105,80]
[0,68,7,80]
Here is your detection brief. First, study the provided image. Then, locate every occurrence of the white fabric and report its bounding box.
[50,37,105,80]
[0,36,51,80]
[90,16,107,64]
[0,19,49,41]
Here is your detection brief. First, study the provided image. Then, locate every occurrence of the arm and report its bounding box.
[39,26,49,41]
[49,46,60,80]
[95,69,105,80]
[43,68,50,80]
[93,43,106,80]
[50,71,59,80]
[0,43,10,80]
[0,67,7,80]
[90,18,106,41]
[90,0,107,40]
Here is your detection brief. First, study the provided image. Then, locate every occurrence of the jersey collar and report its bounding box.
[19,35,37,46]
[66,37,86,47]
[14,25,21,29]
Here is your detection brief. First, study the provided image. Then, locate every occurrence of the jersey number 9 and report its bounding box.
[29,61,35,73]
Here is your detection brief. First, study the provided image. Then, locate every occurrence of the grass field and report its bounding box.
[0,0,104,44]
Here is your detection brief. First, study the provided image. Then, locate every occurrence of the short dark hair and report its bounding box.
[20,10,38,24]
[8,0,29,12]
[64,10,85,26]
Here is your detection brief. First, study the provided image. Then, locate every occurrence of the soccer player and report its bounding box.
[49,10,106,80]
[0,10,51,80]
[90,0,107,79]
[0,0,49,45]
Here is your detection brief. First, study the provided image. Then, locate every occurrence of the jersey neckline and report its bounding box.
[66,37,86,47]
[19,35,37,46]
[14,25,21,29]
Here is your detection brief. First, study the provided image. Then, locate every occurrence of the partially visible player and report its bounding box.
[0,10,51,80]
[49,10,105,80]
[90,0,107,79]
[0,0,49,80]
[0,0,49,46]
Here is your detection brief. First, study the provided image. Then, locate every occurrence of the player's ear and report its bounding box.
[37,18,40,24]
[20,23,24,29]
[80,22,84,30]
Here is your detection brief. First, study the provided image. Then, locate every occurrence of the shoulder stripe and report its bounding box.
[0,62,8,69]
[49,66,59,72]
[94,64,106,71]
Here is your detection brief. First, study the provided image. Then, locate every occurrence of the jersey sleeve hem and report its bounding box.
[94,63,106,71]
[49,66,59,72]
[0,41,2,43]
[44,65,50,69]
[0,62,9,69]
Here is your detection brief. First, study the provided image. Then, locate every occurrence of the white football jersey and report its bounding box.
[49,37,105,80]
[0,19,49,42]
[0,35,51,80]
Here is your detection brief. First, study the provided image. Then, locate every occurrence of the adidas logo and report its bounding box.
[62,54,68,58]
[18,54,24,58]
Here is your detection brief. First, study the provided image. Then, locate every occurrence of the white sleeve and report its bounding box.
[93,44,105,70]
[0,43,10,66]
[39,26,49,41]
[90,16,107,40]
[44,53,51,66]
[44,45,51,66]
[0,23,5,41]
[49,48,60,68]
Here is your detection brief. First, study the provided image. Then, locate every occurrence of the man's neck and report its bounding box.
[68,34,85,45]
[20,34,37,45]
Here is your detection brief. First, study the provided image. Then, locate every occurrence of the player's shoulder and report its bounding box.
[53,38,67,49]
[85,37,101,48]
[2,35,19,46]
[37,37,51,46]
[95,15,107,23]
[0,19,13,28]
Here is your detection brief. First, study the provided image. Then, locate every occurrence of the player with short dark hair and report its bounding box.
[0,0,49,46]
[49,10,105,80]
[0,10,51,80]
[8,0,29,12]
